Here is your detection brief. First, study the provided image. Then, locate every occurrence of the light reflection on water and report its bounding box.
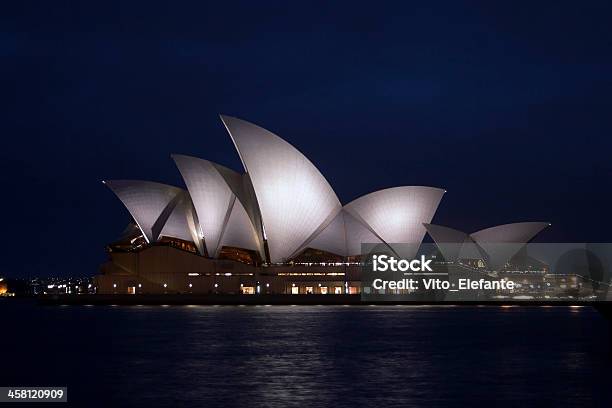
[1,301,611,407]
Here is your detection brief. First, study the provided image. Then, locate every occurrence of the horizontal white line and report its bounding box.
[403,273,449,276]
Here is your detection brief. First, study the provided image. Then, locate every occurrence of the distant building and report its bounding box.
[0,277,8,296]
[30,277,95,296]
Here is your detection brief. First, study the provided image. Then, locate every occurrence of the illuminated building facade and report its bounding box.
[96,116,548,295]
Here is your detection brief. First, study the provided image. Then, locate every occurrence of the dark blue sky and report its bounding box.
[2,1,612,277]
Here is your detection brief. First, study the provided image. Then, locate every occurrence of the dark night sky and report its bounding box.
[2,1,612,277]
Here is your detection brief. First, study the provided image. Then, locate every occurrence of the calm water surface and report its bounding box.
[2,300,611,407]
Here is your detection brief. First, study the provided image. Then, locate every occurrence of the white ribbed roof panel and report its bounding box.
[344,211,386,256]
[293,210,395,257]
[343,211,383,256]
[221,115,342,263]
[470,222,550,269]
[470,222,550,244]
[104,180,183,243]
[423,223,470,262]
[344,186,445,258]
[305,211,348,256]
[159,193,196,243]
[217,198,261,256]
[212,165,265,256]
[172,154,237,256]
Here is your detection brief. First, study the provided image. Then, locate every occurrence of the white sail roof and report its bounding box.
[172,154,263,258]
[296,210,390,257]
[172,154,239,256]
[423,223,471,262]
[344,186,445,259]
[158,192,193,242]
[104,116,549,268]
[424,222,550,267]
[470,222,550,269]
[221,115,342,263]
[304,210,348,256]
[344,211,386,256]
[159,192,204,256]
[104,180,184,243]
[209,165,266,256]
[217,198,261,255]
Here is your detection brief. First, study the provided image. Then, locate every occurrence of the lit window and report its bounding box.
[305,286,314,294]
[334,286,342,294]
[291,286,299,295]
[320,286,328,294]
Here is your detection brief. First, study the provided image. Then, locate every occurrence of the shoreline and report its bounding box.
[33,294,611,307]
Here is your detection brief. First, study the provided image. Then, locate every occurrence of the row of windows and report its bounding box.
[110,282,359,295]
[290,285,359,294]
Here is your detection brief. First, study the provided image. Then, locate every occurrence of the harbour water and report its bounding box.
[2,300,611,407]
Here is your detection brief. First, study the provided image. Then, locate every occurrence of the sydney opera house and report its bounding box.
[96,116,552,296]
